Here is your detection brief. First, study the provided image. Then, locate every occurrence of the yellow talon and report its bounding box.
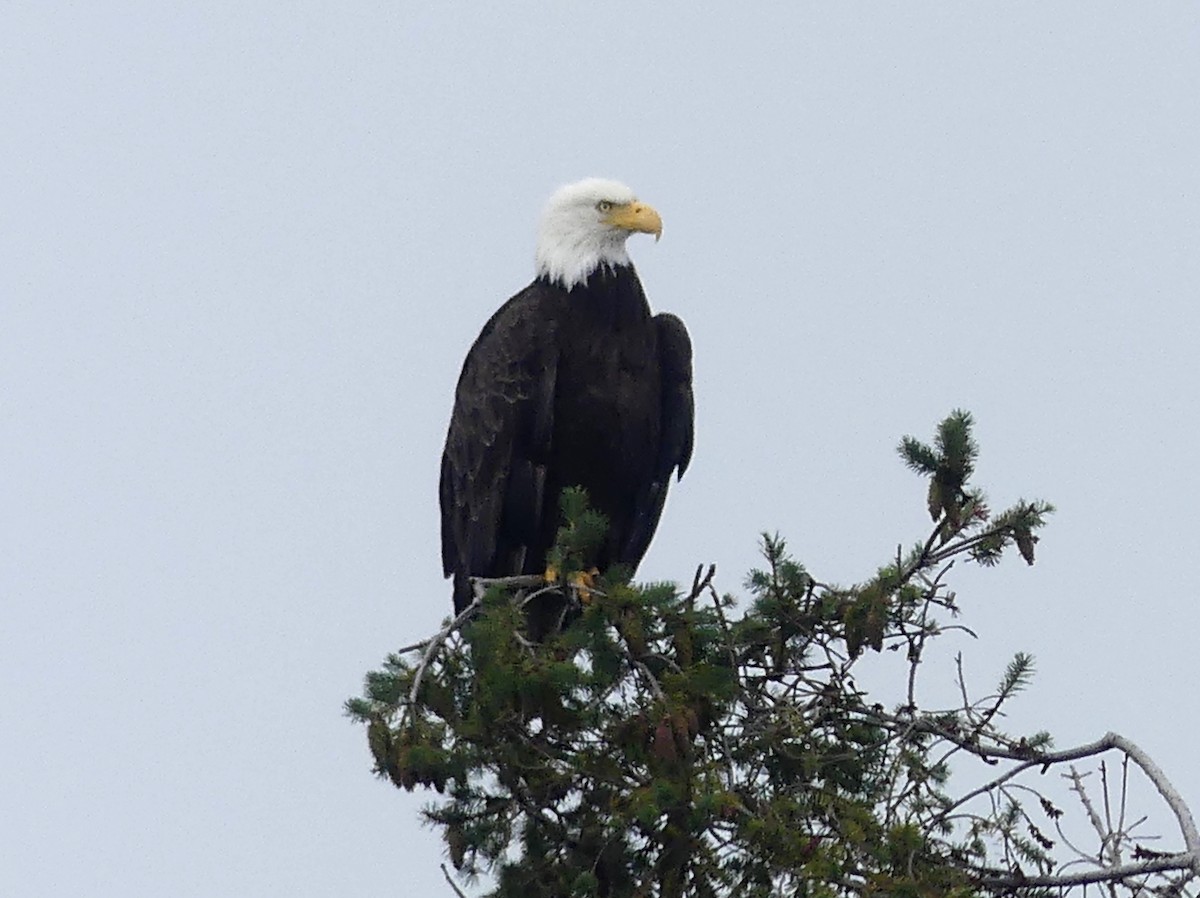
[570,568,602,604]
[543,564,559,584]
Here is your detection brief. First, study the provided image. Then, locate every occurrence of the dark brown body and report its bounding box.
[440,264,694,614]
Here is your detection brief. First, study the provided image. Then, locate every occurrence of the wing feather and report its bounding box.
[440,286,558,610]
[618,312,695,565]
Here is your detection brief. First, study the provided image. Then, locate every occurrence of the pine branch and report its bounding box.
[350,411,1200,898]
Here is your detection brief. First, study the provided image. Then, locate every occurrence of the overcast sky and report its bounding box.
[3,3,1198,895]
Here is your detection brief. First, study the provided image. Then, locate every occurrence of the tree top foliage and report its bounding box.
[348,411,1199,898]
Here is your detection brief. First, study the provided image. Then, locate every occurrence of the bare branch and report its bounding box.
[978,852,1196,889]
[439,863,468,898]
[1068,765,1112,851]
[473,574,547,597]
[405,574,556,713]
[1110,733,1200,871]
[407,595,482,710]
[688,563,717,604]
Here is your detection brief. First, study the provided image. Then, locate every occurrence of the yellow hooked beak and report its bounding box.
[604,201,663,242]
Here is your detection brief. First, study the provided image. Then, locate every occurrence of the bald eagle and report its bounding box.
[439,178,694,615]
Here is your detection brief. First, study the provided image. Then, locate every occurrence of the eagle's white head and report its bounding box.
[534,178,663,290]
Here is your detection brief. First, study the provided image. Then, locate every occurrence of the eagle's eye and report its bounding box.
[596,200,614,213]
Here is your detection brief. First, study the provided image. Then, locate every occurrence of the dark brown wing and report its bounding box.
[618,311,694,566]
[440,284,559,612]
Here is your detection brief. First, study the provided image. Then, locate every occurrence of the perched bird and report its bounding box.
[439,178,694,617]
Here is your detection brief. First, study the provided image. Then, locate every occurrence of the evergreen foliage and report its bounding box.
[347,412,1185,896]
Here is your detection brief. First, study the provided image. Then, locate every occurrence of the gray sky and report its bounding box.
[3,3,1198,895]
